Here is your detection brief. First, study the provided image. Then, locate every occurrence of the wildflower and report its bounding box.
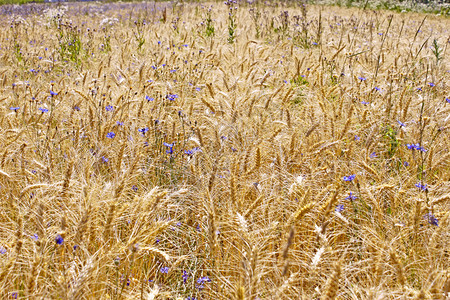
[31,234,39,241]
[182,270,189,283]
[196,276,211,290]
[369,152,377,158]
[406,143,427,152]
[374,87,381,91]
[166,94,178,101]
[55,234,64,245]
[106,132,115,139]
[335,204,344,212]
[164,142,174,154]
[446,98,450,103]
[101,156,109,163]
[10,107,20,112]
[160,266,169,274]
[415,183,428,192]
[49,90,58,96]
[105,105,114,111]
[361,101,370,105]
[38,107,49,113]
[145,95,154,102]
[358,76,366,81]
[73,106,80,111]
[343,174,356,182]
[0,247,6,254]
[345,192,357,201]
[397,120,406,127]
[116,121,124,126]
[404,161,409,167]
[138,127,149,134]
[354,135,360,141]
[132,185,138,192]
[195,87,201,92]
[428,82,435,87]
[424,213,438,226]
[73,245,79,250]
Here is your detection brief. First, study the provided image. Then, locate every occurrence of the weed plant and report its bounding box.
[0,1,449,299]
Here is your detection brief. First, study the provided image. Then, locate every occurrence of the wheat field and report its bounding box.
[0,1,449,299]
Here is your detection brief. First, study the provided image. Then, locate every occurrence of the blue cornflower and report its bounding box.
[55,234,64,245]
[361,101,370,105]
[358,76,366,81]
[404,161,409,167]
[145,95,154,102]
[31,234,39,241]
[397,120,406,127]
[182,270,189,283]
[345,192,357,201]
[132,185,138,192]
[335,204,345,212]
[49,90,58,96]
[428,82,435,87]
[195,87,201,92]
[196,276,211,290]
[424,213,438,226]
[106,132,115,139]
[164,142,174,154]
[116,121,124,126]
[105,105,114,111]
[73,106,80,111]
[166,94,178,101]
[343,174,356,182]
[138,127,149,135]
[369,152,377,158]
[415,183,428,192]
[354,135,360,141]
[160,266,169,274]
[374,87,381,91]
[101,156,109,163]
[0,247,6,254]
[446,98,450,103]
[10,107,20,112]
[39,107,49,113]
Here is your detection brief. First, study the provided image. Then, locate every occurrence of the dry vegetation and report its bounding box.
[0,1,449,299]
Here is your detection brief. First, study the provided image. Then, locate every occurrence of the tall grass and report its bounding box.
[0,1,449,299]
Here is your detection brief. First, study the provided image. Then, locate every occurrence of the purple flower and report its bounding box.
[164,142,174,154]
[345,192,357,201]
[196,276,211,290]
[160,266,169,274]
[39,107,49,113]
[404,161,409,167]
[446,98,450,103]
[424,213,438,226]
[31,234,39,241]
[101,156,109,163]
[354,135,360,141]
[428,82,435,87]
[117,121,124,126]
[343,174,356,182]
[374,87,381,91]
[105,105,114,111]
[73,106,80,111]
[369,152,377,158]
[0,247,6,254]
[145,95,154,102]
[55,234,64,245]
[182,270,189,283]
[335,204,344,212]
[49,90,58,96]
[397,120,406,127]
[138,127,149,134]
[358,76,366,81]
[10,107,20,112]
[106,132,116,139]
[415,183,428,192]
[132,185,138,192]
